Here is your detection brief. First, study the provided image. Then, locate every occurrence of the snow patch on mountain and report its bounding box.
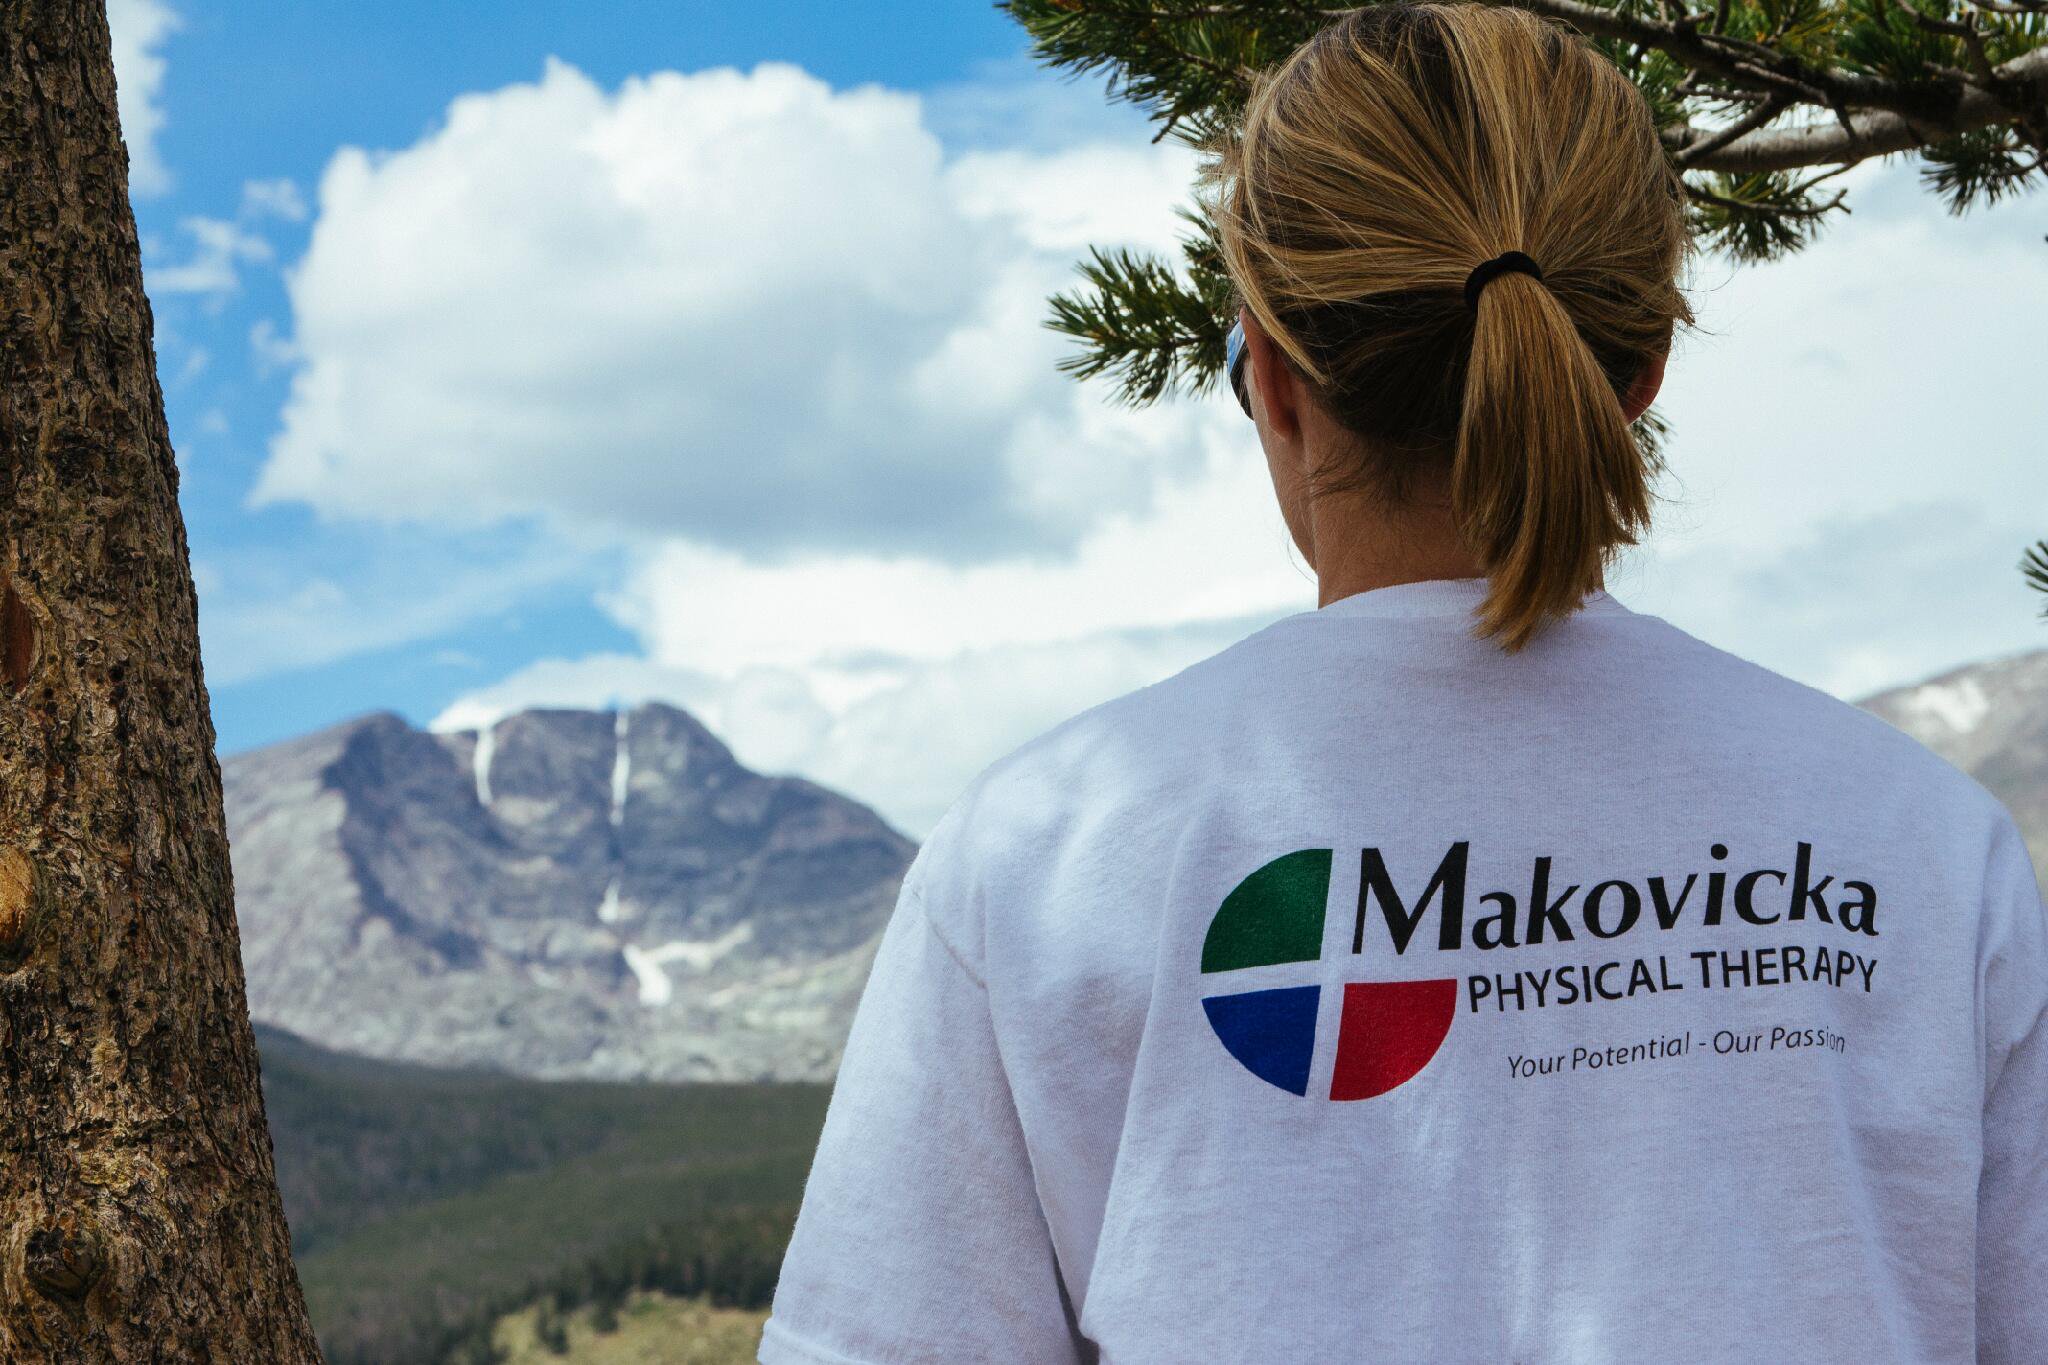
[1897,677,1990,738]
[623,923,755,1006]
[473,721,497,807]
[610,708,630,826]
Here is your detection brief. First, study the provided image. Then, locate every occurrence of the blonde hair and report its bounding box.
[1205,3,1695,650]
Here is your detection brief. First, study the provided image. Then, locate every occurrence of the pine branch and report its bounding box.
[1919,125,2048,208]
[2024,541,2048,615]
[1685,169,1852,257]
[1046,211,1239,405]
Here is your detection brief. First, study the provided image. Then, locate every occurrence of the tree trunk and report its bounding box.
[0,1,323,1359]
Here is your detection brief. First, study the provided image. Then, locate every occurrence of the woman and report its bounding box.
[760,5,2046,1362]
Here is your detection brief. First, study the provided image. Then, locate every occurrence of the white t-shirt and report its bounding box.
[759,578,2048,1364]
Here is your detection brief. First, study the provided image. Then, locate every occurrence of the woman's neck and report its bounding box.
[1303,486,1491,608]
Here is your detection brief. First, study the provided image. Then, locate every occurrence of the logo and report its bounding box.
[1200,849,1456,1101]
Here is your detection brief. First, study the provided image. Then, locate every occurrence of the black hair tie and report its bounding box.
[1463,250,1543,312]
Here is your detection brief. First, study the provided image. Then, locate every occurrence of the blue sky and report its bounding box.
[117,1,2046,837]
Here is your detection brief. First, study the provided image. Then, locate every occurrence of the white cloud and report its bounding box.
[148,215,274,295]
[106,0,178,198]
[240,177,309,222]
[249,318,300,374]
[599,408,1296,675]
[254,59,1202,559]
[147,179,311,299]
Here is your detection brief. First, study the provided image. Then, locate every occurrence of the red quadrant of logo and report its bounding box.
[1329,978,1459,1101]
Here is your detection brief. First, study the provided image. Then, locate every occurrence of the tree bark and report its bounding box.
[0,1,323,1359]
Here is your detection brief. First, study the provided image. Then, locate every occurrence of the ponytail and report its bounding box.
[1456,273,1652,650]
[1207,2,1693,650]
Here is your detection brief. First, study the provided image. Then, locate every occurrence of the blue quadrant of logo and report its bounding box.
[1201,984,1320,1096]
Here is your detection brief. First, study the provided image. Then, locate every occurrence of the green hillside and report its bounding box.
[257,1026,828,1364]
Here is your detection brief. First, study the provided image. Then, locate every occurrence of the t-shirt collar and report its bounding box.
[1310,576,1631,620]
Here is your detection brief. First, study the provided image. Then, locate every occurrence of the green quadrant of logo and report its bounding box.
[1200,848,1332,973]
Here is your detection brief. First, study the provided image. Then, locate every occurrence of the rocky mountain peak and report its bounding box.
[224,700,914,1082]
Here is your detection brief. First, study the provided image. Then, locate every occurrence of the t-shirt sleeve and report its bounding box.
[758,840,1084,1365]
[1977,814,2048,1364]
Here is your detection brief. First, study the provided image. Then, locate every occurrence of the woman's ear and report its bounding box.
[1241,309,1305,448]
[1621,349,1667,424]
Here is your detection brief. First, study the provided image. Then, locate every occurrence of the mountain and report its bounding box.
[224,702,914,1082]
[1860,648,2048,872]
